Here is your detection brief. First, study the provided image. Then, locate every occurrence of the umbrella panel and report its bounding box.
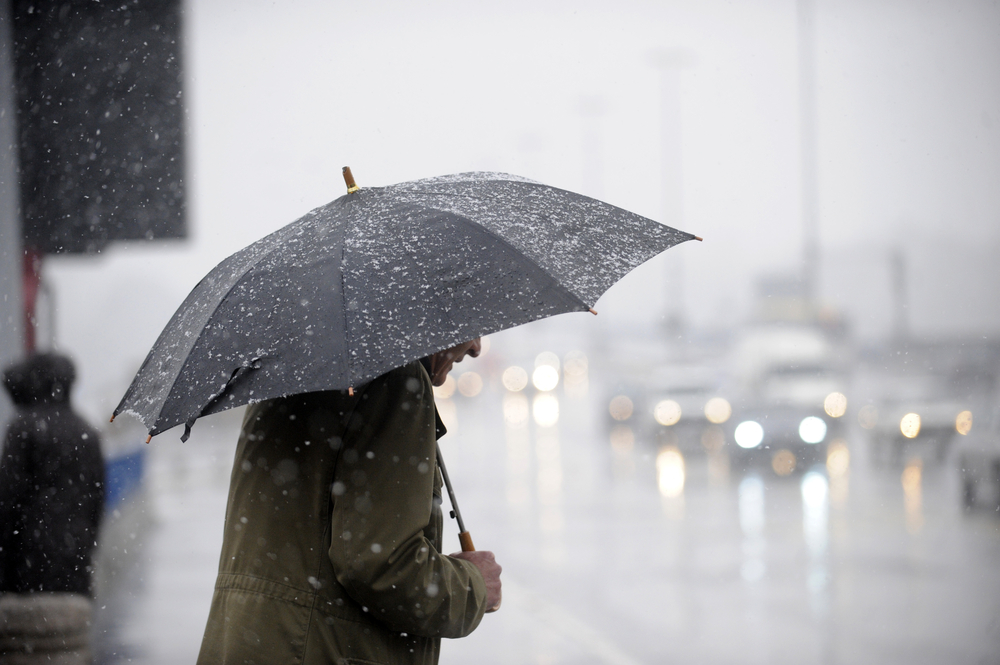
[115,173,695,439]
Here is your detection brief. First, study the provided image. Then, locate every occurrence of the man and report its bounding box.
[0,353,105,595]
[0,353,105,664]
[198,338,501,664]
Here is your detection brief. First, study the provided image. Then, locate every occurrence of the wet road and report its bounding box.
[92,359,1000,664]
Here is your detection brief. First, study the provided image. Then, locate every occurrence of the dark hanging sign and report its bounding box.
[13,0,186,254]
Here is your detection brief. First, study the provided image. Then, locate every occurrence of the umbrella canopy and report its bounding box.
[114,171,698,440]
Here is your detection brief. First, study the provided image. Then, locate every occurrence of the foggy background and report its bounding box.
[39,0,1000,427]
[5,1,1000,664]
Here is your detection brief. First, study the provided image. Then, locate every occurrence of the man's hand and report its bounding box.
[450,550,502,612]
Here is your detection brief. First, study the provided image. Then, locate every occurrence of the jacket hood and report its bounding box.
[3,353,76,406]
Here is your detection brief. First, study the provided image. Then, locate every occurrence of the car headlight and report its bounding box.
[734,421,764,449]
[799,416,827,444]
[823,392,847,418]
[609,395,634,421]
[704,397,732,424]
[900,413,921,439]
[654,399,682,426]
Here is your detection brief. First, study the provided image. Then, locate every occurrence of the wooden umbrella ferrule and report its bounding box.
[343,166,360,194]
[589,308,598,315]
[694,236,703,241]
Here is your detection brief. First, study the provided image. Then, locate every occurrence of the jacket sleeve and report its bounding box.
[328,364,488,638]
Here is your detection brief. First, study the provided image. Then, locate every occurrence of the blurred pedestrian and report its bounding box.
[197,339,501,665]
[0,353,105,664]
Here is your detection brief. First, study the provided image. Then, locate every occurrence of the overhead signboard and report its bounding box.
[13,0,186,254]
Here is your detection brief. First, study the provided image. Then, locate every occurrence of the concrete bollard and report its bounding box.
[0,594,92,665]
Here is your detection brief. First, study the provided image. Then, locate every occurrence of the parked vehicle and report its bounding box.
[955,400,1000,513]
[871,394,968,465]
[725,324,850,475]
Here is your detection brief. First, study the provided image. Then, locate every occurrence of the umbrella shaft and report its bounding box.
[435,442,467,533]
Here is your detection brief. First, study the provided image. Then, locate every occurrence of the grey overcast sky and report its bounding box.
[44,0,1000,425]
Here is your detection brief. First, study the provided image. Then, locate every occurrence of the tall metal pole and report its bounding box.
[650,50,691,334]
[798,0,820,304]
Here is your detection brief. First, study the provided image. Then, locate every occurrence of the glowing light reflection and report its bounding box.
[456,371,483,397]
[900,413,921,439]
[771,449,796,476]
[700,425,725,452]
[800,471,829,556]
[610,425,634,452]
[433,375,456,399]
[532,365,560,392]
[608,395,634,421]
[563,351,588,377]
[823,392,847,418]
[858,405,878,430]
[502,393,529,428]
[563,351,589,397]
[956,410,973,435]
[704,397,732,424]
[654,399,682,426]
[502,366,528,392]
[801,471,830,597]
[534,351,560,370]
[533,393,560,427]
[656,447,685,498]
[902,458,923,534]
[798,416,827,444]
[436,398,458,433]
[826,441,850,477]
[738,475,766,582]
[734,421,764,449]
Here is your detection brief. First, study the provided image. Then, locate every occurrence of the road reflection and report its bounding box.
[801,470,829,611]
[93,336,1000,665]
[738,474,766,583]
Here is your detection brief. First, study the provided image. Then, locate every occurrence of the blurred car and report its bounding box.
[726,399,844,476]
[955,401,1000,513]
[864,339,999,467]
[871,398,969,465]
[724,324,850,476]
[600,359,732,454]
[644,368,731,453]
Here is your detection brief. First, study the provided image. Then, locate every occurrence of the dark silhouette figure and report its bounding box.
[0,353,105,596]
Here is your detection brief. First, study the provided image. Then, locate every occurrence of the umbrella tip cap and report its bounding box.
[145,434,152,444]
[694,235,703,242]
[589,308,598,315]
[343,166,360,194]
[109,415,115,423]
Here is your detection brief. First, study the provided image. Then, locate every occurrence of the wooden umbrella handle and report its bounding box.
[457,531,501,612]
[342,166,360,193]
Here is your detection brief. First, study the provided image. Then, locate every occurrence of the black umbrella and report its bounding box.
[113,169,699,442]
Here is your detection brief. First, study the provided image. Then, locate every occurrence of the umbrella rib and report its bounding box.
[399,183,658,308]
[123,218,318,433]
[446,211,592,311]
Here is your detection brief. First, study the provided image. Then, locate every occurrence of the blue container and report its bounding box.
[103,448,146,508]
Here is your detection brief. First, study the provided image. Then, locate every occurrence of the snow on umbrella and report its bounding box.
[113,169,700,441]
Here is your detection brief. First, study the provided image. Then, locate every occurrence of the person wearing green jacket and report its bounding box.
[197,338,501,664]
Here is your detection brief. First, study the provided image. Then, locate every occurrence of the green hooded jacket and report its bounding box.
[197,362,488,664]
